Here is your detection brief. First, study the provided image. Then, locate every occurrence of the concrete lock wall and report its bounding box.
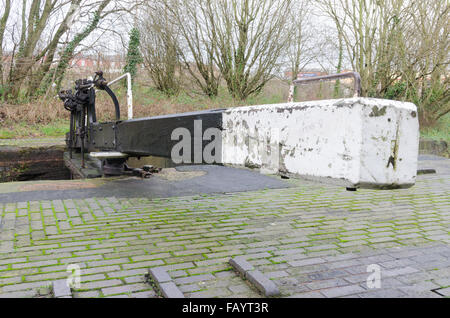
[221,98,419,189]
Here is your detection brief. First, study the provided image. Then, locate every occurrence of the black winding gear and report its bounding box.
[58,89,79,112]
[58,71,120,121]
[58,78,93,113]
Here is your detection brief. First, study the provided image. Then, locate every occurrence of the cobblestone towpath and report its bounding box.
[0,155,449,298]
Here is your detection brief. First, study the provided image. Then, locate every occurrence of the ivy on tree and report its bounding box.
[123,27,143,83]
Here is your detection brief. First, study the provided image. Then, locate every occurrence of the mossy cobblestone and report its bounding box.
[0,164,449,297]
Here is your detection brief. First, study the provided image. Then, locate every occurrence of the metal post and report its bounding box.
[126,73,133,120]
[287,84,295,103]
[69,111,74,159]
[80,107,86,169]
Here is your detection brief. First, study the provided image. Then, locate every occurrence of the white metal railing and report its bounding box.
[288,72,362,102]
[106,72,133,120]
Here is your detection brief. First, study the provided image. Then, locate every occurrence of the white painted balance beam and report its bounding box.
[221,97,419,189]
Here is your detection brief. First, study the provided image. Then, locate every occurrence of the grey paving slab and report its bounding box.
[246,270,280,297]
[148,267,172,283]
[229,257,255,275]
[52,280,72,298]
[159,282,184,298]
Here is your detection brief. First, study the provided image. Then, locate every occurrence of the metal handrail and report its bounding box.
[105,72,133,120]
[292,71,362,98]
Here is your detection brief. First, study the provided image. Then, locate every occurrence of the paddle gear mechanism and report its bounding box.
[59,71,121,171]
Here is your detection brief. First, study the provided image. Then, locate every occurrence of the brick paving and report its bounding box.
[0,156,449,298]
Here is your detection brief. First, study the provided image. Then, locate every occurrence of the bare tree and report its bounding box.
[0,0,11,92]
[1,0,144,101]
[398,1,449,125]
[285,0,315,100]
[164,0,220,98]
[29,0,84,95]
[318,0,449,125]
[51,0,112,92]
[202,0,292,100]
[6,0,67,99]
[317,0,404,96]
[139,2,181,96]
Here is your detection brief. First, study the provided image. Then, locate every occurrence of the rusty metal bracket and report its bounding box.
[293,71,362,98]
[123,164,161,178]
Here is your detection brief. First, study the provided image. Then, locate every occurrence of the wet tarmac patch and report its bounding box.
[0,165,290,203]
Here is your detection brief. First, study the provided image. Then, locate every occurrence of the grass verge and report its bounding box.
[420,114,450,143]
[0,119,69,139]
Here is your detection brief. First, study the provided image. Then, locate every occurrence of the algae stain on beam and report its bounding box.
[369,106,387,117]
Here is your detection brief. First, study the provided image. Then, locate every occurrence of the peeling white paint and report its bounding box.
[221,98,419,189]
